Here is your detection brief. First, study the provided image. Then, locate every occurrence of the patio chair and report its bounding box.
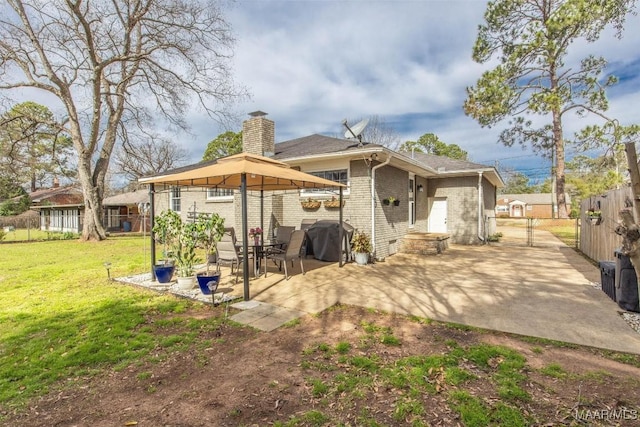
[264,225,295,269]
[222,227,237,243]
[216,228,253,283]
[264,229,307,280]
[273,226,295,247]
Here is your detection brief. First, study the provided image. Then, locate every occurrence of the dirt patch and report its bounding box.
[4,304,640,426]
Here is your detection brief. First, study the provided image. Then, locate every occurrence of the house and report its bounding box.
[497,193,572,218]
[102,190,150,232]
[29,183,84,233]
[29,184,151,234]
[149,112,504,260]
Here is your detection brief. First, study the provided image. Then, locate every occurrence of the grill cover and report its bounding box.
[306,220,354,262]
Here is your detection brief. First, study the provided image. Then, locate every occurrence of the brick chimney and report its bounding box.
[53,177,60,188]
[242,111,275,156]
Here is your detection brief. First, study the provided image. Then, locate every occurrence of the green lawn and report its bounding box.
[497,218,579,247]
[535,220,579,247]
[0,236,214,412]
[2,235,638,426]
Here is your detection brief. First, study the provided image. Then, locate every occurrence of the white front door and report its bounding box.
[428,198,448,233]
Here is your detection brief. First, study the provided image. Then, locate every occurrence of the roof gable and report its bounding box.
[29,186,83,206]
[274,134,499,175]
[273,134,384,159]
[141,133,503,188]
[409,152,495,173]
[103,191,149,206]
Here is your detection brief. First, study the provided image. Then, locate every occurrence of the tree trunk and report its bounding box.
[552,109,568,218]
[77,157,107,241]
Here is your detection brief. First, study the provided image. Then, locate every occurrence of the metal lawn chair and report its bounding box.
[264,230,307,280]
[216,228,253,283]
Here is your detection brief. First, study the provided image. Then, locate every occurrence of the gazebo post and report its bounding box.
[149,184,156,280]
[339,187,344,267]
[241,173,250,301]
[260,188,264,240]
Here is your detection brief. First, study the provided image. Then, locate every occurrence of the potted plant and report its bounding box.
[193,212,225,291]
[249,226,263,246]
[586,210,602,225]
[301,197,321,210]
[323,196,344,209]
[151,210,180,283]
[152,210,200,289]
[351,230,372,265]
[383,196,399,206]
[174,221,201,289]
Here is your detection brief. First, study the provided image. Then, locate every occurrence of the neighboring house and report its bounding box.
[149,112,504,260]
[496,193,572,218]
[102,190,150,232]
[29,183,84,233]
[29,185,151,234]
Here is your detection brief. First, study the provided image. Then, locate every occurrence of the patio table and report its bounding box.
[239,242,285,276]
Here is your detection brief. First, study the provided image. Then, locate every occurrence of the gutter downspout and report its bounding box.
[371,154,391,258]
[478,172,485,243]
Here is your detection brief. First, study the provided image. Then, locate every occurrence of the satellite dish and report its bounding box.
[343,118,369,145]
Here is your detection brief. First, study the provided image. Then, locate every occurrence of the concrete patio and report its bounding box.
[120,225,640,354]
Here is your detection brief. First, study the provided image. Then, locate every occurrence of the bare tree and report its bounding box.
[342,115,401,149]
[0,0,245,240]
[114,137,189,183]
[361,115,402,150]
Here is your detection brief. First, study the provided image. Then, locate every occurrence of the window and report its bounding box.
[207,188,234,199]
[171,187,181,212]
[303,169,349,193]
[106,208,120,228]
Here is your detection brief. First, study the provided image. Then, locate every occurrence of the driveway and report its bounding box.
[243,225,640,354]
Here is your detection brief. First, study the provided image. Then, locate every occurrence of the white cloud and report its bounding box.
[208,0,640,182]
[5,0,638,180]
[217,1,492,145]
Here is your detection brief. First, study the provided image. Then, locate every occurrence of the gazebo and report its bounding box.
[139,152,347,300]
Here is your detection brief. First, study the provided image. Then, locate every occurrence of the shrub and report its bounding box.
[487,232,503,242]
[351,230,372,253]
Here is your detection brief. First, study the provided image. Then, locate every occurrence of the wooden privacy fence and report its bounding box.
[580,186,631,262]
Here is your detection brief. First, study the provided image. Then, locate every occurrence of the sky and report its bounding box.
[3,1,639,187]
[181,0,640,185]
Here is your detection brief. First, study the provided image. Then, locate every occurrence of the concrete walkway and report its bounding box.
[227,225,640,354]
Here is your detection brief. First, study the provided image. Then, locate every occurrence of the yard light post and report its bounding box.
[103,262,112,280]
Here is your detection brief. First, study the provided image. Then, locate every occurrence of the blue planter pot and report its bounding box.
[197,273,221,295]
[154,265,175,283]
